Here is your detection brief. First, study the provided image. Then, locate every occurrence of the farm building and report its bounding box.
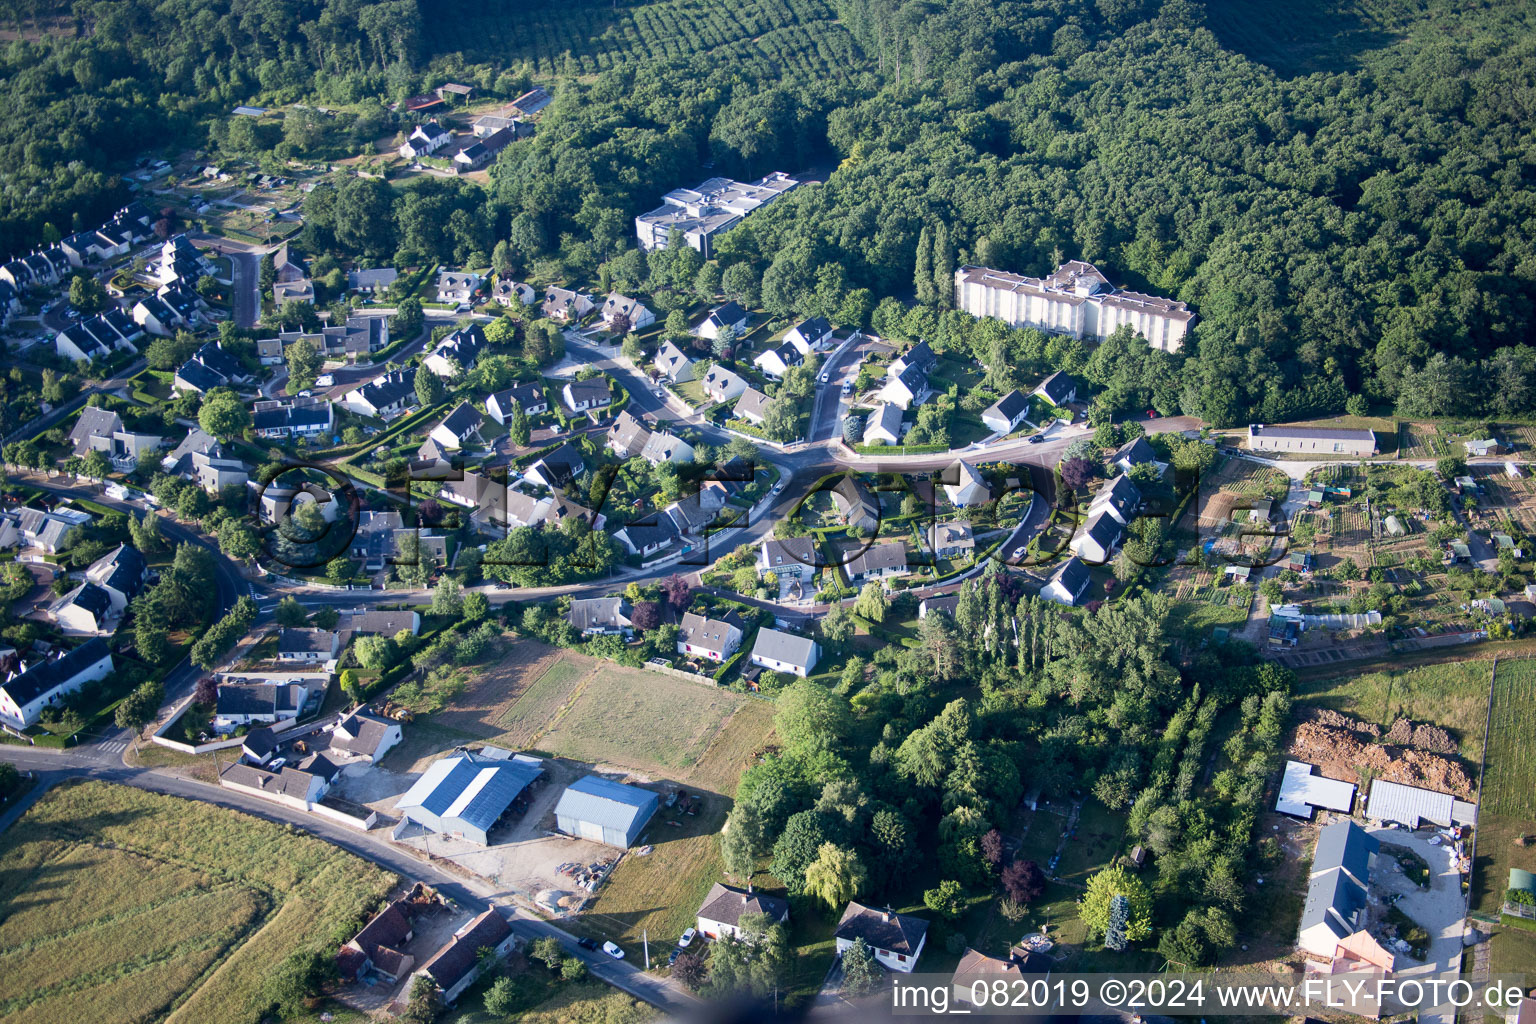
[1247,424,1377,457]
[394,751,543,846]
[1275,761,1357,819]
[1364,780,1477,829]
[553,775,658,848]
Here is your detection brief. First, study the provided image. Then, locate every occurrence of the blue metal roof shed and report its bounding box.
[395,752,542,845]
[554,776,659,848]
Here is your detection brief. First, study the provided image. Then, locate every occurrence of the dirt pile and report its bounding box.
[1383,717,1457,755]
[1289,709,1476,800]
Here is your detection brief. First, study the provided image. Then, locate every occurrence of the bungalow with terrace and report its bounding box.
[562,378,612,412]
[890,340,937,378]
[69,406,163,472]
[830,477,880,532]
[0,638,113,729]
[640,430,694,466]
[784,316,833,351]
[252,397,334,440]
[613,514,679,558]
[1032,370,1078,407]
[1088,473,1142,525]
[1041,556,1092,605]
[84,543,147,611]
[50,583,117,634]
[452,126,515,172]
[329,708,403,764]
[343,367,417,420]
[759,537,817,582]
[607,410,653,459]
[750,628,819,677]
[864,403,904,446]
[697,883,790,941]
[568,597,633,636]
[734,387,774,426]
[600,292,654,332]
[541,286,594,322]
[927,520,975,559]
[677,612,744,662]
[877,363,928,411]
[338,896,416,983]
[845,542,909,585]
[754,340,803,379]
[486,382,547,422]
[1069,511,1123,564]
[524,442,586,489]
[423,324,487,378]
[270,243,313,304]
[702,365,749,403]
[981,390,1031,434]
[399,121,452,159]
[433,271,482,308]
[278,628,341,668]
[347,268,397,294]
[428,403,485,451]
[491,278,535,307]
[1112,436,1166,475]
[940,460,990,508]
[654,340,696,383]
[217,753,339,812]
[697,301,749,341]
[835,902,928,973]
[213,677,325,730]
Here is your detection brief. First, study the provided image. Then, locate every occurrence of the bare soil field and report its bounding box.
[430,636,571,738]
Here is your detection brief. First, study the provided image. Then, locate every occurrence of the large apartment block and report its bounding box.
[954,260,1193,352]
[635,173,799,256]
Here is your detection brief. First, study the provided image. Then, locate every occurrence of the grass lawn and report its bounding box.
[535,667,749,776]
[493,656,592,748]
[0,780,394,1024]
[1293,658,1495,761]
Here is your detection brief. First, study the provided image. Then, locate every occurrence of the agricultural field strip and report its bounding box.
[1483,658,1536,819]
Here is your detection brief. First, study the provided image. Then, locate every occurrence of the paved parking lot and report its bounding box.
[1368,825,1465,1024]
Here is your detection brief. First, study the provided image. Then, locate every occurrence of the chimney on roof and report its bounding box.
[881,909,891,923]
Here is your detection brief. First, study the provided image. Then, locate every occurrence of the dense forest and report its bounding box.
[4,0,1536,423]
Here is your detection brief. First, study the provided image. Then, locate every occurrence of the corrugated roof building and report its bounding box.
[553,775,658,848]
[395,751,543,845]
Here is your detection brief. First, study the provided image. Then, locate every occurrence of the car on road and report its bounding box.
[1027,434,1044,444]
[297,390,312,398]
[602,941,625,959]
[314,374,334,387]
[772,483,785,495]
[679,928,696,947]
[653,388,664,397]
[841,382,853,396]
[1011,545,1027,559]
[819,372,830,384]
[577,936,598,951]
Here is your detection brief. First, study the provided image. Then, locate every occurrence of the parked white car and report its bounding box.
[678,928,696,948]
[602,941,625,959]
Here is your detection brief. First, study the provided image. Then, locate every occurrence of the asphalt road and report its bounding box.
[0,748,700,1014]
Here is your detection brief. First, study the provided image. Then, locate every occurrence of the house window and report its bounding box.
[896,954,907,962]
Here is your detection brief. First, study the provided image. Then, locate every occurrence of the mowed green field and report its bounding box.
[495,656,591,747]
[1293,658,1494,760]
[0,780,395,1024]
[537,666,743,773]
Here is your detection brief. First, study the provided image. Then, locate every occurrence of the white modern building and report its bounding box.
[635,173,799,256]
[955,261,1193,352]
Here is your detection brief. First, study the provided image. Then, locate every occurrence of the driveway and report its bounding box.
[1368,825,1464,1023]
